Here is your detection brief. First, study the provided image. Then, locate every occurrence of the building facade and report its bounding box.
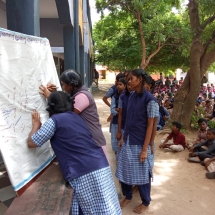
[0,0,94,87]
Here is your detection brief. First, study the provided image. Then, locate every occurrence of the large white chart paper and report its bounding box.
[0,28,61,191]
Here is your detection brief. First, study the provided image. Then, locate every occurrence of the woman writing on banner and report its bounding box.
[39,69,107,156]
[27,91,121,214]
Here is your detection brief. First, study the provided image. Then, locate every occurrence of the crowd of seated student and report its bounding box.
[152,75,215,179]
[153,74,215,129]
[149,74,215,180]
[159,120,215,179]
[188,126,215,179]
[151,75,182,130]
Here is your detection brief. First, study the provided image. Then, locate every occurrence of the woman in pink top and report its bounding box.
[40,70,107,156]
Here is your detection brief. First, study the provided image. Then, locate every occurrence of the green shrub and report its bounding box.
[191,106,215,129]
[208,120,215,128]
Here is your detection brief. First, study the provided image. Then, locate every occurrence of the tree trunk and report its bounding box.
[136,12,146,69]
[171,72,190,122]
[172,74,201,129]
[171,0,203,129]
[172,38,203,128]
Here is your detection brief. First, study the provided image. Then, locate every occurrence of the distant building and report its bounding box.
[95,65,121,83]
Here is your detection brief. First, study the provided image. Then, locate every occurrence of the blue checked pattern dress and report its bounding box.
[116,100,159,185]
[32,120,121,215]
[31,118,56,146]
[69,166,121,215]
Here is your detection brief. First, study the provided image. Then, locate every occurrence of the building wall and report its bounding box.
[0,8,7,29]
[40,18,63,47]
[0,11,64,48]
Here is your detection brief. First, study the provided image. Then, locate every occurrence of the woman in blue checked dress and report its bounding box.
[116,69,159,214]
[27,91,121,215]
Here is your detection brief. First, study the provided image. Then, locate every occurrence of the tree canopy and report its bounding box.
[94,0,190,73]
[172,0,215,128]
[94,0,215,128]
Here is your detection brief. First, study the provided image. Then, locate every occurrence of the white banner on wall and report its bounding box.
[0,28,61,191]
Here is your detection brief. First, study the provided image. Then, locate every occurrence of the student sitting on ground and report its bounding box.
[204,156,215,179]
[208,92,214,105]
[159,121,186,152]
[187,118,208,149]
[202,92,208,102]
[157,98,170,130]
[204,100,213,118]
[194,118,209,144]
[188,128,215,164]
[193,103,201,117]
[167,103,173,117]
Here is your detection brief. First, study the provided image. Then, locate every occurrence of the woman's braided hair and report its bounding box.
[131,69,148,96]
[145,75,156,94]
[60,69,83,111]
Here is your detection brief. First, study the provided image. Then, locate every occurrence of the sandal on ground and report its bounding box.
[206,172,215,179]
[188,157,201,163]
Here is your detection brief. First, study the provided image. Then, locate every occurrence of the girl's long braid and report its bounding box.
[70,96,75,111]
[115,89,120,100]
[125,85,130,95]
[69,85,75,111]
[140,77,145,96]
[47,105,54,117]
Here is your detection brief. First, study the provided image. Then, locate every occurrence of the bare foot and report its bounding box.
[120,198,132,209]
[133,204,148,214]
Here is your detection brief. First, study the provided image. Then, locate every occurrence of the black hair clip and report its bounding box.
[69,79,79,86]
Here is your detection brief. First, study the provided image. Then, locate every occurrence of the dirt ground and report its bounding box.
[92,84,215,215]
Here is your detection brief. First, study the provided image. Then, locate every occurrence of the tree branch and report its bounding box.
[163,43,180,47]
[188,0,202,38]
[201,14,215,31]
[121,3,136,15]
[202,29,215,52]
[145,37,180,68]
[135,11,147,69]
[200,41,215,76]
[145,41,164,67]
[107,0,137,15]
